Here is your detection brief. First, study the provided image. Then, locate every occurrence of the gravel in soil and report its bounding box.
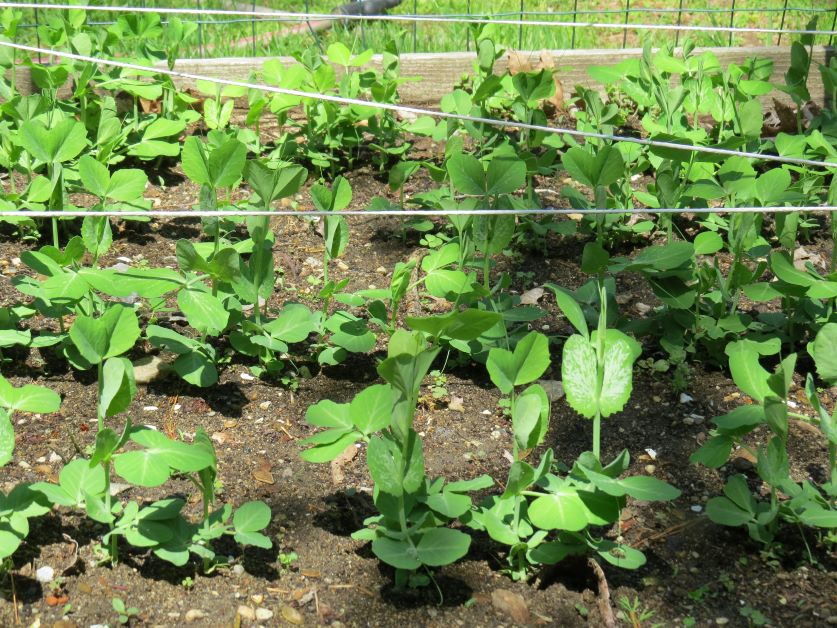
[1,171,836,627]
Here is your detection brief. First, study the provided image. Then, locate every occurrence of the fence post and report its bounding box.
[622,0,631,48]
[777,0,789,46]
[728,0,736,47]
[197,0,204,58]
[413,0,417,53]
[570,0,578,49]
[830,4,837,48]
[518,0,524,50]
[465,0,471,52]
[675,0,684,47]
[251,0,256,57]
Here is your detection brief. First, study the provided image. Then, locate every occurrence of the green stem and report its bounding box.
[97,361,116,563]
[593,279,607,461]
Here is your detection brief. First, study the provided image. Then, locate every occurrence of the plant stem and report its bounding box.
[97,360,116,564]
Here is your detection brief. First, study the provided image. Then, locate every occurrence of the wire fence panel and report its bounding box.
[3,1,834,58]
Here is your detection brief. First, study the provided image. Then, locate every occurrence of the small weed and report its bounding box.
[112,597,139,625]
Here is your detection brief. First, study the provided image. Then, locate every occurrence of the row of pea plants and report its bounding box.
[0,9,835,587]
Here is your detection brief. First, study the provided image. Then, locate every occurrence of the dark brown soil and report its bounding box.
[1,169,836,628]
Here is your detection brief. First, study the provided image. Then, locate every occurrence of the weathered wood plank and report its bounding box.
[8,46,830,109]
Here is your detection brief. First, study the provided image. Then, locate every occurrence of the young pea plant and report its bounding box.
[17,116,88,248]
[445,149,527,291]
[693,325,837,547]
[0,375,60,565]
[180,133,247,293]
[301,311,500,590]
[34,305,271,569]
[76,156,150,266]
[467,331,553,580]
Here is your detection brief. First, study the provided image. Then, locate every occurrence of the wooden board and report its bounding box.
[8,45,830,108]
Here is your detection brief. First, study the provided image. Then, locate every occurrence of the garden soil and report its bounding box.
[0,164,835,627]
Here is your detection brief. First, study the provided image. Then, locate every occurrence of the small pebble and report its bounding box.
[240,373,255,381]
[690,505,703,513]
[250,595,264,604]
[644,464,656,474]
[255,608,273,621]
[258,401,271,410]
[48,451,61,464]
[490,430,501,440]
[481,409,492,415]
[185,609,206,623]
[680,392,694,404]
[715,618,729,625]
[682,417,694,426]
[143,405,158,412]
[237,605,255,621]
[232,564,245,576]
[35,566,54,583]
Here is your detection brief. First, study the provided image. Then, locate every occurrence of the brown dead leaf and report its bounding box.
[280,605,304,625]
[519,287,544,305]
[448,395,465,413]
[139,98,161,114]
[330,444,358,485]
[223,419,238,429]
[507,50,533,75]
[492,589,530,624]
[253,458,275,485]
[210,432,229,446]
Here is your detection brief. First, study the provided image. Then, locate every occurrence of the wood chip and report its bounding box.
[491,589,530,624]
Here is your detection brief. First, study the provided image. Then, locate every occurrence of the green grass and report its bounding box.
[10,0,831,58]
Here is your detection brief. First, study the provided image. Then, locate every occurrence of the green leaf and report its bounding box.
[0,410,13,467]
[350,384,392,435]
[545,283,587,338]
[372,536,420,570]
[486,156,526,195]
[706,496,752,526]
[0,376,60,414]
[69,305,140,365]
[618,476,680,501]
[406,309,501,342]
[114,430,214,487]
[100,357,136,418]
[725,339,780,403]
[367,436,403,497]
[415,527,470,566]
[234,530,272,549]
[299,432,359,463]
[810,323,837,385]
[263,304,316,343]
[20,118,87,163]
[690,435,733,468]
[78,155,110,198]
[173,352,218,388]
[447,153,485,195]
[424,491,472,519]
[486,331,550,394]
[513,387,547,452]
[178,288,229,336]
[44,458,106,507]
[528,489,589,531]
[233,500,271,532]
[562,145,624,189]
[561,334,598,418]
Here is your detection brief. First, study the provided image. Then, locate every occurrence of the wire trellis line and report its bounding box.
[2,207,836,219]
[3,40,836,171]
[0,3,834,36]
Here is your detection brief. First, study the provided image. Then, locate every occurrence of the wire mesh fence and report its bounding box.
[4,0,835,59]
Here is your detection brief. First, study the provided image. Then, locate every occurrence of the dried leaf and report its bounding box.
[253,457,275,485]
[519,287,544,305]
[329,444,358,485]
